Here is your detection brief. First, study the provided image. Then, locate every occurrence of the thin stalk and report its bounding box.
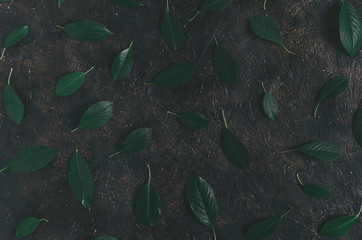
[221,109,228,129]
[167,111,179,117]
[8,68,13,85]
[144,82,153,86]
[261,82,267,93]
[108,151,120,159]
[147,164,151,184]
[212,227,216,240]
[314,103,320,118]
[189,11,200,22]
[356,205,362,217]
[281,44,295,55]
[56,25,64,29]
[0,48,6,59]
[279,149,297,154]
[280,207,293,218]
[70,128,78,133]
[166,0,169,11]
[0,167,7,173]
[296,173,303,186]
[129,41,134,48]
[84,66,94,75]
[263,0,267,10]
[39,219,49,223]
[214,37,218,46]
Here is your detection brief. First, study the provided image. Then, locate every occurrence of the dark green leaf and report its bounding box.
[4,68,24,125]
[339,2,362,57]
[296,174,330,198]
[109,128,152,158]
[213,39,237,84]
[245,209,292,240]
[57,0,64,8]
[73,101,114,132]
[147,61,197,86]
[135,165,161,228]
[59,21,114,42]
[314,76,349,118]
[319,205,362,238]
[0,0,12,2]
[201,0,233,11]
[222,129,250,170]
[353,108,362,147]
[112,42,133,80]
[249,15,294,54]
[161,0,183,51]
[16,217,48,238]
[113,0,144,7]
[186,175,217,238]
[280,141,342,161]
[1,26,28,59]
[168,111,210,130]
[262,82,278,121]
[90,237,118,240]
[56,67,93,96]
[4,146,58,173]
[69,150,93,208]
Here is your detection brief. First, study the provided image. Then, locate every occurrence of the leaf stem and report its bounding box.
[296,173,303,186]
[214,37,218,46]
[56,25,64,29]
[167,111,179,117]
[261,82,267,93]
[70,128,78,133]
[356,205,362,217]
[144,82,153,86]
[129,41,134,48]
[147,164,151,183]
[7,68,13,85]
[166,0,169,11]
[108,152,120,158]
[212,227,216,240]
[263,0,267,10]
[0,167,7,173]
[280,207,293,218]
[281,44,295,55]
[279,149,297,154]
[84,66,94,75]
[0,48,6,59]
[189,11,200,22]
[39,218,49,223]
[221,109,228,129]
[314,103,320,119]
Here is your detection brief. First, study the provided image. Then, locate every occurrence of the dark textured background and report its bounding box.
[0,0,361,239]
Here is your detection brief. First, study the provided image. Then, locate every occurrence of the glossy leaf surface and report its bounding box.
[113,0,143,7]
[353,108,362,147]
[16,217,48,238]
[60,21,114,42]
[3,26,29,49]
[56,67,93,96]
[201,0,233,11]
[149,61,197,86]
[262,83,278,121]
[112,42,133,80]
[213,40,237,84]
[297,174,330,198]
[4,69,24,125]
[161,0,183,51]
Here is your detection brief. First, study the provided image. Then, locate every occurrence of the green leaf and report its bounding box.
[90,237,118,240]
[2,146,59,173]
[112,41,133,80]
[1,26,29,59]
[135,165,161,228]
[113,0,144,7]
[109,128,152,158]
[296,173,330,198]
[147,61,197,86]
[57,0,64,8]
[213,38,237,84]
[314,76,349,118]
[339,2,362,57]
[72,101,114,132]
[319,205,362,238]
[280,140,342,161]
[4,68,24,125]
[245,208,292,240]
[221,110,250,170]
[58,21,114,42]
[248,15,294,54]
[161,0,183,51]
[68,150,93,208]
[261,82,278,121]
[56,67,94,96]
[353,108,362,147]
[0,0,12,2]
[167,111,210,130]
[16,217,48,238]
[201,0,233,11]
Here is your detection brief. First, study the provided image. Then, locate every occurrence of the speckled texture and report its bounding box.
[0,0,361,239]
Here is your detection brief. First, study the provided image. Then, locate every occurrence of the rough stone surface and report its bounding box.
[0,0,361,239]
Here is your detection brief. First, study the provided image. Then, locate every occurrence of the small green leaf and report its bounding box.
[249,15,294,54]
[353,108,362,147]
[1,26,29,59]
[161,0,183,51]
[319,205,362,238]
[135,165,161,228]
[339,2,362,57]
[314,76,349,118]
[1,146,59,173]
[146,61,197,86]
[72,101,114,132]
[167,111,210,130]
[90,237,118,240]
[245,208,292,240]
[57,0,64,8]
[109,128,152,158]
[4,68,24,125]
[16,217,48,238]
[113,0,144,7]
[56,66,94,96]
[221,110,250,170]
[261,82,278,121]
[296,173,330,198]
[68,150,93,208]
[112,41,133,80]
[58,21,114,42]
[280,140,342,161]
[186,175,218,240]
[213,38,237,84]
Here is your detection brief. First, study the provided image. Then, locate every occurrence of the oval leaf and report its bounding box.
[262,83,278,121]
[178,112,210,130]
[56,67,94,96]
[4,69,24,125]
[6,146,58,173]
[91,237,118,240]
[16,217,48,238]
[59,21,114,42]
[112,42,133,80]
[339,2,362,57]
[73,101,114,132]
[161,1,183,51]
[113,0,143,7]
[213,40,237,84]
[353,108,362,147]
[69,150,93,208]
[57,0,64,8]
[1,26,29,59]
[201,0,233,11]
[297,174,330,198]
[222,129,250,170]
[135,165,161,228]
[148,61,197,86]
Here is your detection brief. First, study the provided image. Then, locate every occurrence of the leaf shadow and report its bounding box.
[324,2,344,52]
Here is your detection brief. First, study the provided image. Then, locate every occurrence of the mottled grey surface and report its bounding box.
[0,0,361,239]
